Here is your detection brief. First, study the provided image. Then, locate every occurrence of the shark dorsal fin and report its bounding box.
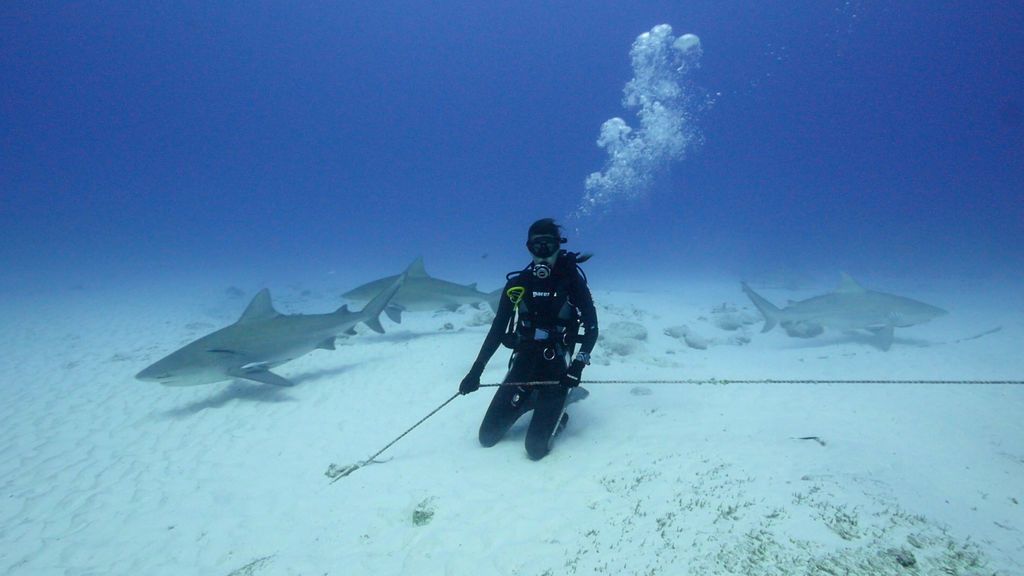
[238,289,279,323]
[467,282,478,290]
[836,272,866,294]
[407,256,428,278]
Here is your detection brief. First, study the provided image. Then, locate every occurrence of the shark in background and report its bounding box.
[343,256,501,313]
[136,268,407,387]
[741,273,947,350]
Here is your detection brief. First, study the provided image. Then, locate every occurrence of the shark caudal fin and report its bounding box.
[741,282,781,333]
[486,287,502,313]
[357,262,409,333]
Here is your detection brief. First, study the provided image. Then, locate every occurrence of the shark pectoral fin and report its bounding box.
[317,337,336,351]
[344,327,358,336]
[229,367,295,387]
[385,304,403,325]
[869,324,895,351]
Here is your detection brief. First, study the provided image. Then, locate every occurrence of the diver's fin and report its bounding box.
[567,386,590,405]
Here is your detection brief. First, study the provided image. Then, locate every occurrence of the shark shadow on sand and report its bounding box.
[159,380,296,419]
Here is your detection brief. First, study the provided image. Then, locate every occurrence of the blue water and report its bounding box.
[2,1,1022,292]
[2,5,1022,573]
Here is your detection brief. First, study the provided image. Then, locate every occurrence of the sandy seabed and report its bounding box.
[1,273,1021,575]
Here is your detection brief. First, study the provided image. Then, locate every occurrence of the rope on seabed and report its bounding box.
[484,378,1024,386]
[325,376,1024,483]
[326,391,460,484]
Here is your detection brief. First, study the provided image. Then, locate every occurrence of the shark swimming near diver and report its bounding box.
[343,256,501,313]
[742,273,947,350]
[136,267,407,387]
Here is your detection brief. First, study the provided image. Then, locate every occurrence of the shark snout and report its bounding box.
[918,304,949,323]
[899,304,948,327]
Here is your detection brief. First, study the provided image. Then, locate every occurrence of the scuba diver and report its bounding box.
[459,218,599,460]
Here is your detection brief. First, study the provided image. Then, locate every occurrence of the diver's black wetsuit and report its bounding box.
[471,251,598,460]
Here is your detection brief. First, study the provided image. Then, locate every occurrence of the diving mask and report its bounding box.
[527,235,560,259]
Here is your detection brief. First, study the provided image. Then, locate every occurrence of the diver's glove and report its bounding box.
[561,359,586,388]
[459,361,486,395]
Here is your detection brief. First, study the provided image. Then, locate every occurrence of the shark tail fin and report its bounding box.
[357,264,408,334]
[741,282,780,333]
[364,318,385,334]
[486,287,502,313]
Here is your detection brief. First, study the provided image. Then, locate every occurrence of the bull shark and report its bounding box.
[343,256,501,313]
[136,270,407,387]
[741,273,947,350]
